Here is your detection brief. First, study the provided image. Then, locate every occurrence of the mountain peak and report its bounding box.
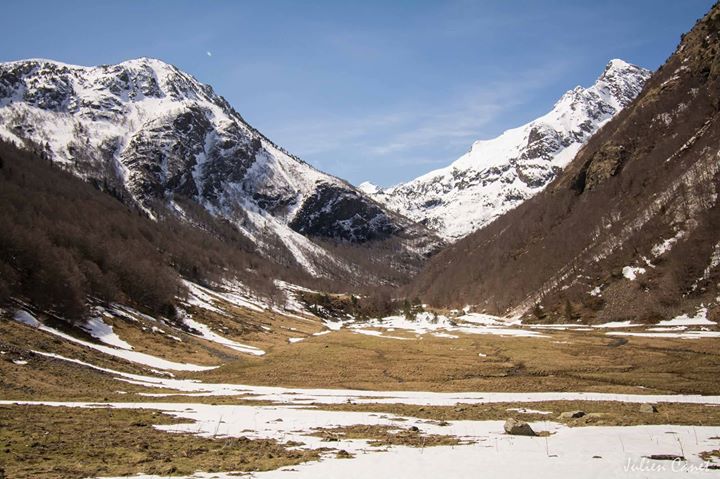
[357,181,381,195]
[597,58,648,83]
[0,56,439,280]
[604,58,633,72]
[116,57,178,73]
[367,59,651,240]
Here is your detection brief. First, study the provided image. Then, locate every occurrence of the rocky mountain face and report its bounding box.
[0,58,438,281]
[364,60,651,240]
[407,5,720,324]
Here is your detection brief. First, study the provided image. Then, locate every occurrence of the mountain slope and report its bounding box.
[0,58,439,282]
[407,5,720,324]
[366,60,651,240]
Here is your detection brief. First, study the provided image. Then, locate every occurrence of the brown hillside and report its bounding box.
[407,3,720,324]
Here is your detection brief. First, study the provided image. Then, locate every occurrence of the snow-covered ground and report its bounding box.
[4,400,718,479]
[8,302,720,479]
[79,315,133,350]
[622,266,646,281]
[183,280,268,314]
[603,306,718,339]
[180,313,265,356]
[365,60,651,240]
[12,310,216,372]
[346,312,546,339]
[658,307,714,327]
[607,330,720,339]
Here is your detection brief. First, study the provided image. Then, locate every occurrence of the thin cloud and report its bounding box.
[271,57,574,184]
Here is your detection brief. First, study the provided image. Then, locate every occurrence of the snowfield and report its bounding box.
[345,311,546,338]
[3,400,719,479]
[7,298,720,479]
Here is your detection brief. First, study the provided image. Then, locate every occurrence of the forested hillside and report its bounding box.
[0,140,296,320]
[407,5,720,324]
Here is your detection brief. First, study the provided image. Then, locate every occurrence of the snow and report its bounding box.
[693,241,720,291]
[13,309,41,327]
[433,332,459,339]
[607,331,720,340]
[357,181,380,194]
[353,330,413,340]
[251,424,720,479]
[366,60,651,240]
[323,320,345,331]
[593,320,643,329]
[288,337,305,343]
[181,314,265,356]
[527,323,589,330]
[182,280,229,316]
[0,58,394,278]
[622,266,646,281]
[658,307,714,327]
[21,349,720,410]
[131,376,720,408]
[6,401,720,479]
[215,279,269,312]
[79,316,133,350]
[348,312,544,339]
[505,407,552,415]
[12,309,217,371]
[651,231,685,257]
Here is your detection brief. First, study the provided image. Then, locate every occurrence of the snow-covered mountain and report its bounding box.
[365,60,651,240]
[0,58,437,277]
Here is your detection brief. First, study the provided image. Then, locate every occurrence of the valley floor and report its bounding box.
[2,283,720,478]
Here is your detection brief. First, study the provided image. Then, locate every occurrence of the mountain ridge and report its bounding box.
[0,57,440,283]
[366,59,651,240]
[406,6,720,323]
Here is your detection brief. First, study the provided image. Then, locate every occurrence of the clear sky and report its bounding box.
[1,0,714,187]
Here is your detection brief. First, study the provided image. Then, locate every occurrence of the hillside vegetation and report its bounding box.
[408,5,720,324]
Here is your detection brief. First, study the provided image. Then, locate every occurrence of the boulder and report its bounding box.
[640,403,658,414]
[559,410,586,419]
[336,450,353,459]
[504,418,537,436]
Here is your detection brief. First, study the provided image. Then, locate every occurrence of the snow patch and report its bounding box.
[181,314,265,356]
[79,315,133,350]
[12,310,216,371]
[658,307,714,327]
[622,266,646,281]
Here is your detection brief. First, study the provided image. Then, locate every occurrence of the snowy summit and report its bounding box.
[366,59,651,240]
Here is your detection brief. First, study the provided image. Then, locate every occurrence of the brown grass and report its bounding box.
[205,327,720,395]
[318,400,720,427]
[0,405,318,479]
[309,424,465,447]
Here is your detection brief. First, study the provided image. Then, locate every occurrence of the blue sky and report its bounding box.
[1,1,713,187]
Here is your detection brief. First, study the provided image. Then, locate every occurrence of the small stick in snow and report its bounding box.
[213,414,223,438]
[676,436,686,458]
